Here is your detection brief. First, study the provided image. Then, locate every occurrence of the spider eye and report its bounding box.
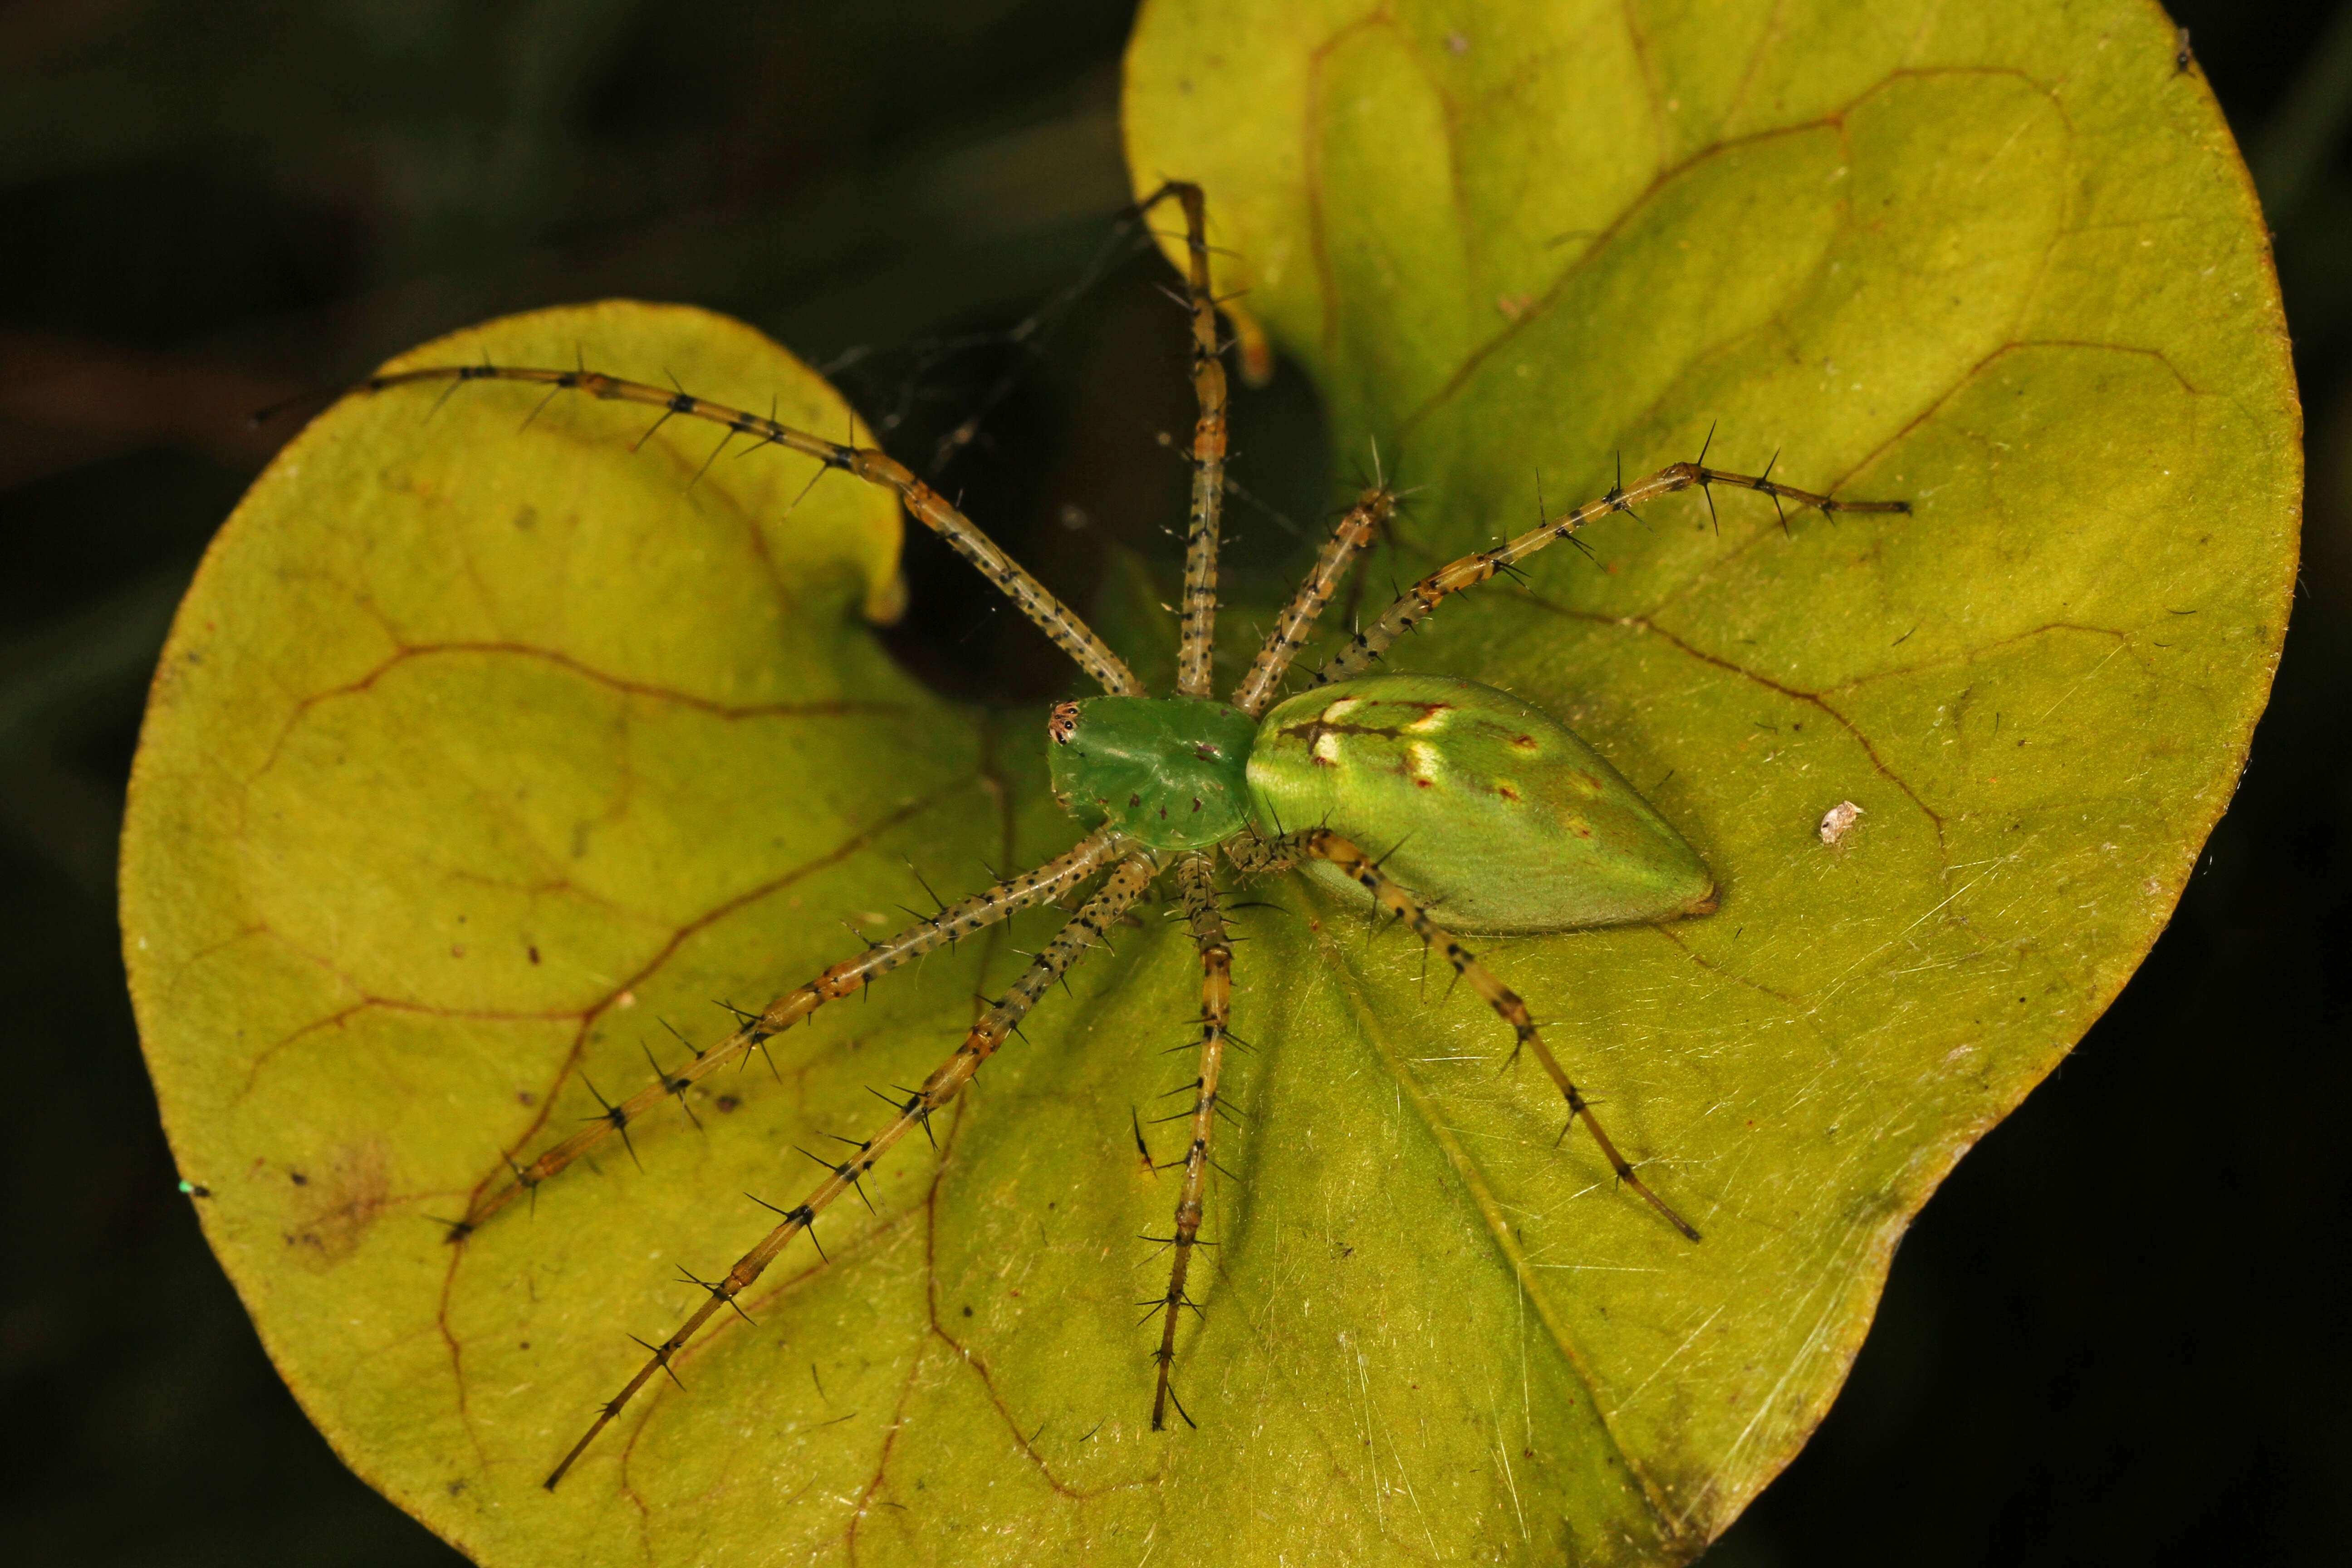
[1047,701,1082,745]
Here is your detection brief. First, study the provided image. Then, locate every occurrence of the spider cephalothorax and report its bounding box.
[365,181,1906,1488]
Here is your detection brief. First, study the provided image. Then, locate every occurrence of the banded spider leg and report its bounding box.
[1143,853,1233,1431]
[1133,179,1230,700]
[1230,829,1702,1240]
[358,361,1147,697]
[450,828,1123,1235]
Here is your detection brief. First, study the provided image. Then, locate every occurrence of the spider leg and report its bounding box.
[1279,828,1704,1242]
[1230,485,1397,716]
[453,828,1125,1237]
[1222,827,1296,877]
[543,853,1158,1490]
[1309,456,1910,687]
[1134,181,1230,697]
[1147,853,1232,1430]
[358,363,1142,695]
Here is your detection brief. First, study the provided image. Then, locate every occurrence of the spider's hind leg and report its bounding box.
[1279,828,1703,1242]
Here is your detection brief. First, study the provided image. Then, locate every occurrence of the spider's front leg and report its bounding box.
[543,852,1158,1490]
[1230,485,1396,717]
[1133,180,1229,699]
[453,828,1126,1235]
[1146,852,1233,1430]
[360,362,1145,695]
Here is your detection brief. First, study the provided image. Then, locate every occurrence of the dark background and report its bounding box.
[0,2,2342,1563]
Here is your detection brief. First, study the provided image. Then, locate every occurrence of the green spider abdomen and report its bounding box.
[1247,674,1717,934]
[1048,695,1257,851]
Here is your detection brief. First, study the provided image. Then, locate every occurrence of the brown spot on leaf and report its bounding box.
[280,1139,391,1270]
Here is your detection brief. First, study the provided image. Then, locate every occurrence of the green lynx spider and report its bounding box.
[373,183,1908,1490]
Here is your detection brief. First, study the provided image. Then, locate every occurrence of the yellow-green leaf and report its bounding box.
[1121,0,2298,1553]
[125,3,2296,1566]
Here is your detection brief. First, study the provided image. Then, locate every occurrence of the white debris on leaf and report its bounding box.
[1818,800,1865,846]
